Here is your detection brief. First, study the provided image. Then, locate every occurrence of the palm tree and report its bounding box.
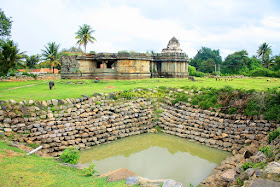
[75,24,96,54]
[0,39,25,76]
[257,42,272,68]
[25,54,41,69]
[41,42,60,73]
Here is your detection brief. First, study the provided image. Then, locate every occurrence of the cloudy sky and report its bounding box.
[1,0,280,59]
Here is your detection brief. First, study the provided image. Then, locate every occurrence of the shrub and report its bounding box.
[60,147,80,164]
[22,71,38,79]
[188,65,205,77]
[83,163,98,176]
[268,127,280,144]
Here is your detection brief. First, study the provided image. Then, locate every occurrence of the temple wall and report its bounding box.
[78,60,96,73]
[61,53,189,79]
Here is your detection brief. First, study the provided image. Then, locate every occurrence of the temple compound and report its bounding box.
[61,37,189,79]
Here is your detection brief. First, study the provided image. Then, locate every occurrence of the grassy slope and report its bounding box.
[0,140,128,187]
[0,77,279,101]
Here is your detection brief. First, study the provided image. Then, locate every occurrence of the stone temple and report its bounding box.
[61,37,189,79]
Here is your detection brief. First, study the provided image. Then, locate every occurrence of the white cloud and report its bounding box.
[1,0,280,58]
[261,16,280,28]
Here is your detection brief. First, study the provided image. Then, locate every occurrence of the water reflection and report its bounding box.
[79,133,231,186]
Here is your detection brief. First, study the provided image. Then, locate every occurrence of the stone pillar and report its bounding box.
[186,62,189,76]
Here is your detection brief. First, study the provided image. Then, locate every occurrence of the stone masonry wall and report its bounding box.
[1,93,278,157]
[0,96,153,156]
[157,101,278,153]
[0,74,61,82]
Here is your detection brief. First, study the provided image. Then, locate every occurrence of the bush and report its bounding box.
[22,71,38,79]
[60,147,80,164]
[268,127,280,144]
[188,65,205,77]
[83,163,98,176]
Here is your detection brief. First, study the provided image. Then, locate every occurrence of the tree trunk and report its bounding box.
[53,66,55,73]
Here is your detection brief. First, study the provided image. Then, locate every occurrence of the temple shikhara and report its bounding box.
[61,37,189,79]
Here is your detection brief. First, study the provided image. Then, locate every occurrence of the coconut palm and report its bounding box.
[0,39,25,75]
[25,54,41,69]
[75,24,96,54]
[41,42,60,73]
[257,42,272,68]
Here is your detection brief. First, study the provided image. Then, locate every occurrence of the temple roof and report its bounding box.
[161,37,183,53]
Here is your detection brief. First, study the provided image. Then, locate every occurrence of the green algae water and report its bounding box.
[79,134,231,186]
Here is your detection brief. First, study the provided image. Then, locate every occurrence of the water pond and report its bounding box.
[79,133,231,186]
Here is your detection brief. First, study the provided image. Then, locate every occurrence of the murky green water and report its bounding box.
[79,133,231,186]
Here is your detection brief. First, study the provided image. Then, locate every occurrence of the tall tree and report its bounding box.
[190,47,222,73]
[0,40,25,75]
[222,50,250,74]
[257,42,272,68]
[41,42,60,73]
[75,24,96,54]
[0,9,12,38]
[25,54,41,69]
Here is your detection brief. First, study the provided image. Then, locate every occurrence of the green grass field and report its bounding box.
[0,77,280,101]
[0,140,130,187]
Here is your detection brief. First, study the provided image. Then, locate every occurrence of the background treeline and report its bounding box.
[1,8,280,77]
[0,9,89,76]
[189,44,280,77]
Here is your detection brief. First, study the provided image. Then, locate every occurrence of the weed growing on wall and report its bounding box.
[268,127,280,144]
[259,146,273,157]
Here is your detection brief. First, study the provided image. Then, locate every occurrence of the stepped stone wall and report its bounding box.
[0,94,278,157]
[157,101,278,153]
[0,96,153,156]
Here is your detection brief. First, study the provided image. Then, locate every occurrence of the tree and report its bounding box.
[25,54,41,69]
[0,9,12,38]
[190,47,222,73]
[222,50,250,74]
[0,39,25,76]
[41,42,60,73]
[271,55,280,71]
[257,42,272,68]
[75,24,96,54]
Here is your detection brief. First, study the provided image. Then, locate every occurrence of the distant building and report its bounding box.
[61,37,189,79]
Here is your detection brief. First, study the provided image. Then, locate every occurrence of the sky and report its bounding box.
[1,0,280,59]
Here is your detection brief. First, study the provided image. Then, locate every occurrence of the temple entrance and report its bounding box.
[107,60,116,69]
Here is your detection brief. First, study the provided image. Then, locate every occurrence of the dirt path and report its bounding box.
[3,84,40,91]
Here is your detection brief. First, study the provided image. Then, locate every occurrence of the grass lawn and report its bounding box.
[0,77,280,101]
[0,140,129,187]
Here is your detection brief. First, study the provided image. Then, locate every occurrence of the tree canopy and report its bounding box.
[222,50,251,74]
[25,54,41,69]
[190,47,222,73]
[0,40,25,76]
[75,24,96,54]
[0,9,12,38]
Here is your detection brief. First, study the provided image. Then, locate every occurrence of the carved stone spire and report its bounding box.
[161,37,183,53]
